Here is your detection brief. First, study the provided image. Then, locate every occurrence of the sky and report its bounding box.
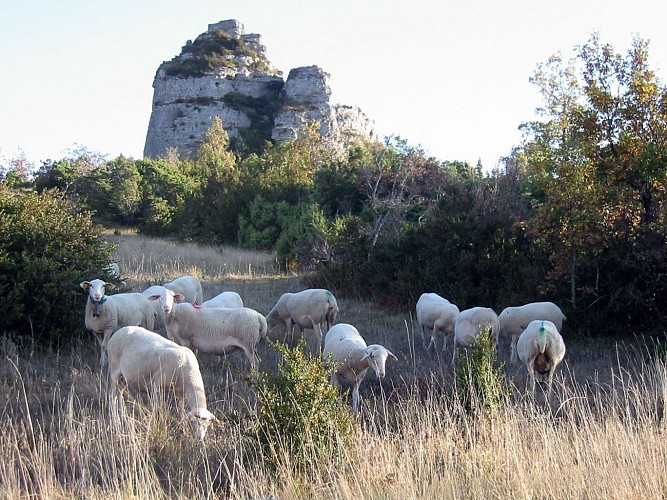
[2,1,667,172]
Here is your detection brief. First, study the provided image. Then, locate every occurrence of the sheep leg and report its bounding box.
[420,325,431,351]
[330,372,341,389]
[526,358,536,395]
[427,332,436,352]
[240,345,258,370]
[107,367,124,418]
[441,332,450,353]
[314,323,323,355]
[351,379,362,414]
[286,319,295,343]
[451,337,458,366]
[510,335,519,364]
[99,328,115,369]
[546,365,557,396]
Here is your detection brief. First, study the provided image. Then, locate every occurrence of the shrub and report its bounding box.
[455,327,509,415]
[253,340,355,475]
[0,187,115,346]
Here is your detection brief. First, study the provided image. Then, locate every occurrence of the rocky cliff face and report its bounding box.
[144,20,375,158]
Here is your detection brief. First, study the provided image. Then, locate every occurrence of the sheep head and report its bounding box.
[361,345,398,379]
[183,408,218,440]
[148,287,186,315]
[80,279,114,316]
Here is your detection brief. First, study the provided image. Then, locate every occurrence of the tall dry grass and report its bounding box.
[1,233,666,499]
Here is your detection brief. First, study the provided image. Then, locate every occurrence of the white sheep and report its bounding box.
[452,306,500,365]
[516,319,566,395]
[141,284,186,335]
[499,302,566,364]
[266,288,339,353]
[416,292,460,351]
[163,275,204,305]
[323,323,398,414]
[80,279,156,368]
[105,262,121,278]
[148,287,266,370]
[106,325,217,440]
[200,291,244,309]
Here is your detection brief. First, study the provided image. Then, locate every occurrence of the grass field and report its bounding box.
[1,231,665,499]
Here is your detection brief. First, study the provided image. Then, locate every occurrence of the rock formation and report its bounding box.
[144,20,375,158]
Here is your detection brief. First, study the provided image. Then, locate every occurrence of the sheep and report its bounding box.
[80,279,156,368]
[499,302,566,364]
[416,292,460,352]
[452,306,500,365]
[266,288,339,353]
[163,275,204,305]
[106,325,217,440]
[201,291,244,309]
[516,320,566,395]
[141,284,186,335]
[148,287,266,370]
[105,262,121,278]
[323,323,398,414]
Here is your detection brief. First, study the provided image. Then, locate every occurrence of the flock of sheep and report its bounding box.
[79,274,566,440]
[416,293,567,393]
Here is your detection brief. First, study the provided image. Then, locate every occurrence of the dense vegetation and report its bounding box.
[2,34,667,343]
[0,188,116,345]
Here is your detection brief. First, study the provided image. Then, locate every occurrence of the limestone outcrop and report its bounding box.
[144,20,375,158]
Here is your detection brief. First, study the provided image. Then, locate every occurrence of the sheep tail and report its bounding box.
[536,321,548,353]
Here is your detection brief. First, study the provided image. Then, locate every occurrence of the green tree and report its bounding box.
[0,187,115,345]
[136,158,197,235]
[34,159,82,194]
[84,156,142,225]
[180,117,247,242]
[254,340,355,475]
[522,34,667,328]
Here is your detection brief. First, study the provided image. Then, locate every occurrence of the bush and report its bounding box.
[253,340,355,475]
[0,187,115,346]
[455,327,509,415]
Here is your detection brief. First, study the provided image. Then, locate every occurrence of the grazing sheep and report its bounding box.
[201,291,244,309]
[416,292,460,351]
[323,323,398,414]
[163,275,204,305]
[148,287,266,370]
[516,320,566,395]
[80,279,156,368]
[452,307,500,365]
[266,288,339,353]
[499,302,566,364]
[106,326,217,440]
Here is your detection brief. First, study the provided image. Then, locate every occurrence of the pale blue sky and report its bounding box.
[2,1,667,170]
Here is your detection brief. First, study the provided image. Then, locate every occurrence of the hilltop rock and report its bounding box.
[144,20,375,158]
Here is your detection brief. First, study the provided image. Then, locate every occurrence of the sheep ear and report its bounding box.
[388,351,398,362]
[105,282,116,291]
[80,281,90,290]
[147,295,160,302]
[361,351,370,361]
[174,294,186,303]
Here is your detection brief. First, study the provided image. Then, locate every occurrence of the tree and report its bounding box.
[0,187,115,345]
[136,158,197,235]
[177,117,245,242]
[521,34,667,328]
[84,156,142,225]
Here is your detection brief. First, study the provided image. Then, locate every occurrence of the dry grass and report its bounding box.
[1,233,666,499]
[105,229,280,284]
